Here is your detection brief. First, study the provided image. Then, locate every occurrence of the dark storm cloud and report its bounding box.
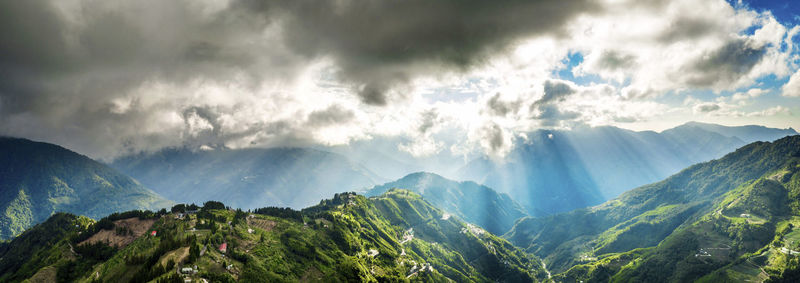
[0,0,599,158]
[537,80,576,105]
[684,38,767,87]
[528,80,580,126]
[239,0,601,105]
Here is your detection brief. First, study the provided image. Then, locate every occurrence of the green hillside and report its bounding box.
[0,137,173,239]
[506,135,800,281]
[0,190,546,282]
[366,172,528,235]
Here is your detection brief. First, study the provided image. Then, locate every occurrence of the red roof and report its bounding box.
[219,243,227,253]
[150,231,157,236]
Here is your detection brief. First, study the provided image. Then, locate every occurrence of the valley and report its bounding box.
[1,127,799,282]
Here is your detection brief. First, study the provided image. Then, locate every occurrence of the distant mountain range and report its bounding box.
[506,134,800,282]
[366,172,527,235]
[0,190,547,282]
[458,122,797,215]
[0,137,172,239]
[3,127,800,281]
[111,147,385,209]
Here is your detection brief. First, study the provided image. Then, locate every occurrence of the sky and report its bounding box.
[0,0,799,160]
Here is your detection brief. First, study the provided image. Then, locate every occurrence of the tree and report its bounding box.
[171,204,186,213]
[203,201,226,211]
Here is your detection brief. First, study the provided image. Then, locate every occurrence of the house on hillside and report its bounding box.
[150,231,157,237]
[219,243,227,253]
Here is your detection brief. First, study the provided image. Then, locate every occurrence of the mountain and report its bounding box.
[111,147,385,210]
[674,121,798,144]
[365,172,528,235]
[505,135,800,282]
[0,137,172,240]
[0,190,547,282]
[459,123,797,215]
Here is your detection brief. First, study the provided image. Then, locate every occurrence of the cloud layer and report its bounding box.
[0,0,797,160]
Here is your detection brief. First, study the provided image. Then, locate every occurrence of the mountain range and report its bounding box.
[366,172,528,235]
[506,134,800,282]
[0,137,172,239]
[1,122,799,282]
[458,122,797,215]
[0,190,546,282]
[111,147,385,209]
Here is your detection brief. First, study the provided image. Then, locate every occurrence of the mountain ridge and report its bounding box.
[0,137,172,239]
[0,189,547,282]
[111,146,385,209]
[366,172,529,235]
[505,134,800,281]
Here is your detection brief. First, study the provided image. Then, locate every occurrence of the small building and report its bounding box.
[740,213,751,218]
[219,243,227,253]
[150,231,157,237]
[181,267,195,274]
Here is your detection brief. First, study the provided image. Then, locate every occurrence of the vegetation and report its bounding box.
[0,137,173,239]
[508,135,800,281]
[0,189,546,282]
[366,172,529,235]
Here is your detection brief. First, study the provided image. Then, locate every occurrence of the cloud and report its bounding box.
[683,38,767,88]
[306,105,355,127]
[537,80,576,105]
[486,93,520,117]
[693,103,721,113]
[732,88,766,101]
[472,122,512,158]
[782,69,800,97]
[252,0,601,105]
[0,0,796,161]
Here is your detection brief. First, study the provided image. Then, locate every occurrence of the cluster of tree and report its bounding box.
[155,274,185,283]
[200,272,236,283]
[74,241,116,261]
[196,211,228,224]
[129,259,175,283]
[202,201,226,211]
[195,219,219,233]
[233,209,248,225]
[188,235,200,263]
[106,210,162,221]
[56,260,95,283]
[125,231,188,266]
[253,206,303,222]
[171,203,200,213]
[302,192,359,214]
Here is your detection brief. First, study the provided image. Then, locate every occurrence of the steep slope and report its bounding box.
[365,172,528,235]
[0,137,172,239]
[0,190,547,282]
[506,135,800,281]
[460,123,797,215]
[111,147,385,209]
